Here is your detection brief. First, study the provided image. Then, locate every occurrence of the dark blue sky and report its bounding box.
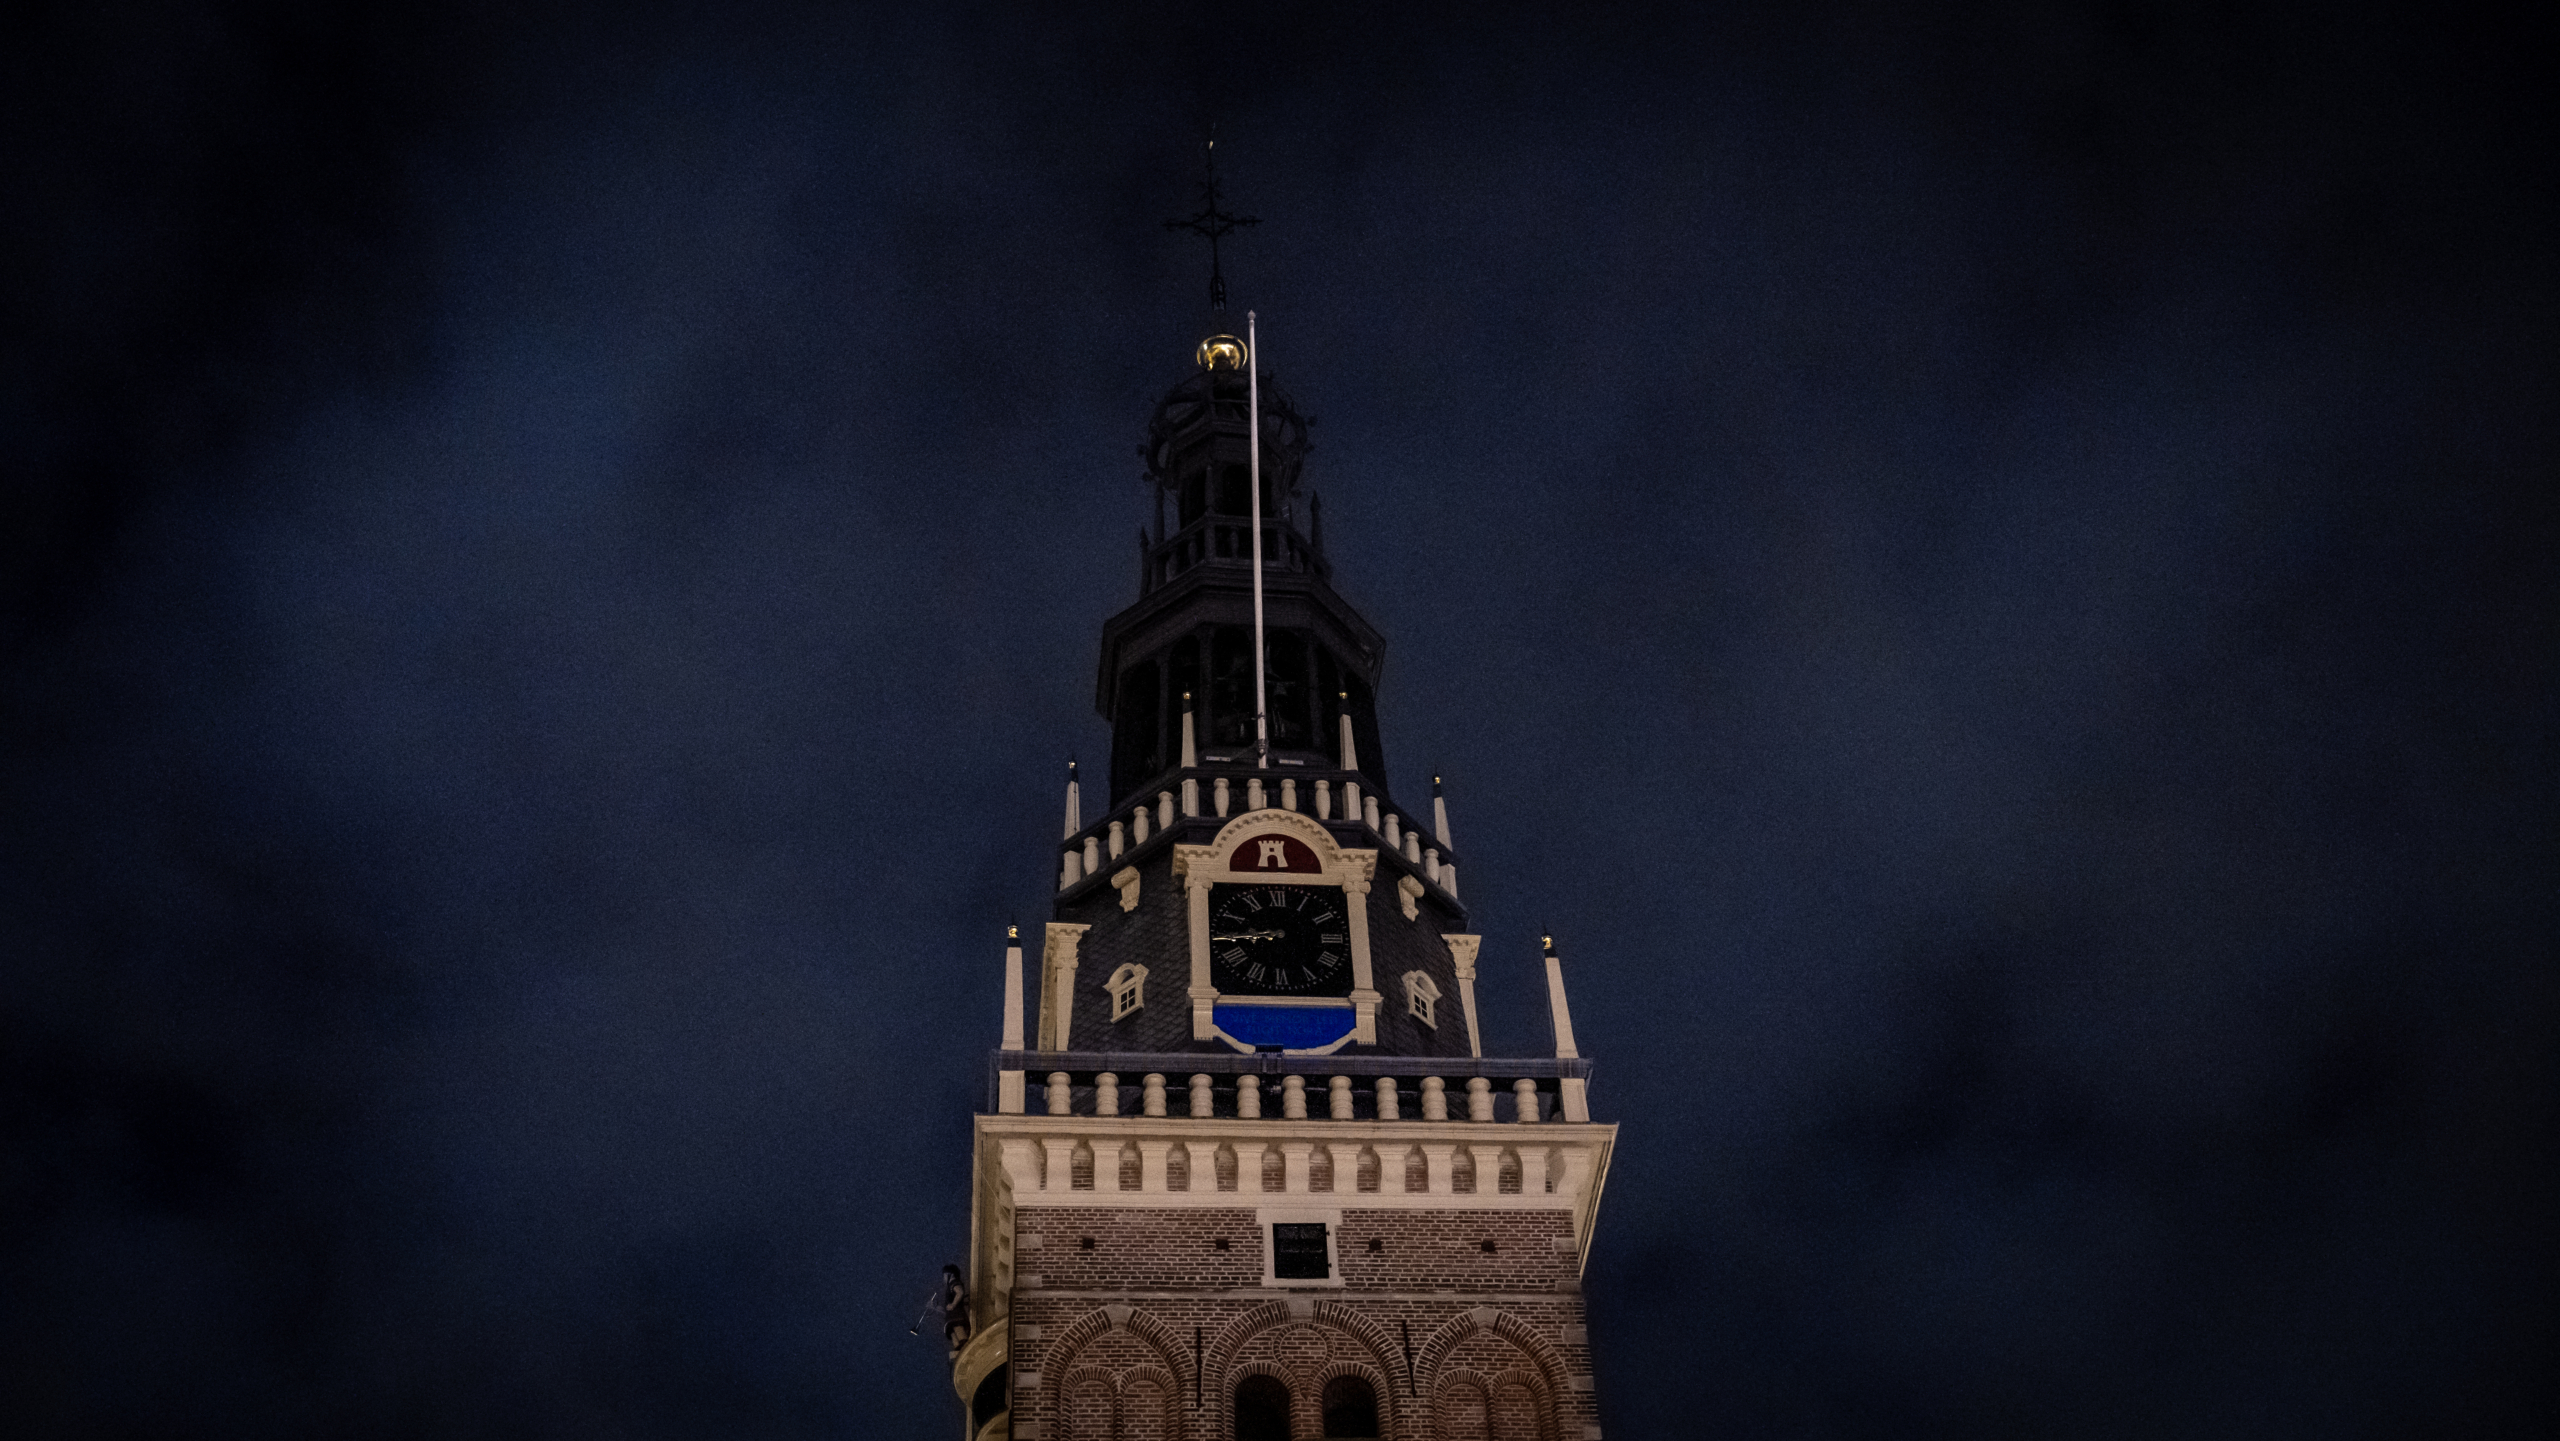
[4,2,2552,1436]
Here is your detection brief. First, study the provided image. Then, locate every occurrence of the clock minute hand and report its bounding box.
[1212,928,1284,943]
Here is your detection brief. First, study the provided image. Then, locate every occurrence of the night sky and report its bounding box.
[4,2,2552,1436]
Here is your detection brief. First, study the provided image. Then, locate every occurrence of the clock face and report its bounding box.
[1208,883,1352,996]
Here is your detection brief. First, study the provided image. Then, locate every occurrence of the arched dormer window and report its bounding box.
[1106,963,1149,1021]
[1402,970,1441,1028]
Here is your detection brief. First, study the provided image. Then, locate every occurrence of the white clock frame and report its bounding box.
[1173,809,1381,1053]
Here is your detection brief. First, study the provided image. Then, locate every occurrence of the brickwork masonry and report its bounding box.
[1005,1206,1602,1440]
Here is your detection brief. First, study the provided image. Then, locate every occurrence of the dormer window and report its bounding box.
[1402,970,1440,1028]
[1106,963,1149,1021]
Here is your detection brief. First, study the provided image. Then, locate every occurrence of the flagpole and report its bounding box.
[1248,310,1269,770]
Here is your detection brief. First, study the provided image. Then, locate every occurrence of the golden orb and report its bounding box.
[1197,334,1247,371]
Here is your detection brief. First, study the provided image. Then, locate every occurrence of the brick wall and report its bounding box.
[1017,1207,1266,1291]
[1006,1205,1601,1440]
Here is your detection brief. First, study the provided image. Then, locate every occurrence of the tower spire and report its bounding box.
[1163,133,1258,313]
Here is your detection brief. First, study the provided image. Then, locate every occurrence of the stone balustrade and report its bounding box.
[1054,766,1458,902]
[991,1052,1592,1124]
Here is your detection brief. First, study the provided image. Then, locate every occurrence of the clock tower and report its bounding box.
[949,334,1617,1441]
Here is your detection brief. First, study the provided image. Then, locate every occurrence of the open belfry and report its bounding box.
[948,297,1616,1441]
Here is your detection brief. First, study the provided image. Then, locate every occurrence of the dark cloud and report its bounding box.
[4,1,2552,1436]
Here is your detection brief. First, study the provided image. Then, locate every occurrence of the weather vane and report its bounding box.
[1163,131,1258,313]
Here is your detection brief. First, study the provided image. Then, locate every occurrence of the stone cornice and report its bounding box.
[974,1115,1618,1273]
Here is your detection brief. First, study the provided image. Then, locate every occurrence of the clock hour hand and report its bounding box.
[1211,928,1284,943]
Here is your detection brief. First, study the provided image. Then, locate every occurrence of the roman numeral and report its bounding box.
[1319,932,1345,943]
[1219,946,1246,965]
[1247,963,1267,983]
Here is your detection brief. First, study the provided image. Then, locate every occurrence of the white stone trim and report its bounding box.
[1111,865,1141,913]
[1255,1204,1345,1288]
[1105,963,1148,1022]
[1543,949,1581,1058]
[1446,934,1484,1059]
[973,1115,1618,1273]
[1038,922,1091,1050]
[1402,969,1441,1028]
[1174,811,1383,1044]
[1395,873,1423,920]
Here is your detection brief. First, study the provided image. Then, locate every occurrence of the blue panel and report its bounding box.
[1214,1003,1355,1049]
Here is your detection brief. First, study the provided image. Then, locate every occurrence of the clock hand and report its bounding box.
[1211,929,1284,943]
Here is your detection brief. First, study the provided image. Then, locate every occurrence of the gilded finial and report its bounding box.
[1542,934,1554,954]
[1008,925,1018,940]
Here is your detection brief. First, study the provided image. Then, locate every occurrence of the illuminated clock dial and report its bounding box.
[1207,883,1351,997]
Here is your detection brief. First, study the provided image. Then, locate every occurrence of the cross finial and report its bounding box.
[1163,132,1258,312]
